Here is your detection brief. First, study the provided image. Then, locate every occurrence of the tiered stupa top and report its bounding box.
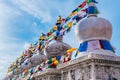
[75,2,115,56]
[75,2,112,43]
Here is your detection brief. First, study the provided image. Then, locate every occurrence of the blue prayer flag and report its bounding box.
[78,41,88,52]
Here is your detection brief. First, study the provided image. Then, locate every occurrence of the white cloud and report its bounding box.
[0,2,24,78]
[11,0,52,23]
[10,0,75,23]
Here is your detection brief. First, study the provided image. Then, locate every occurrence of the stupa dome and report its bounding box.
[75,16,112,43]
[46,36,71,58]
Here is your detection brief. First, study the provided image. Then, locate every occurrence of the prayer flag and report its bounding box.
[67,21,73,28]
[78,1,86,8]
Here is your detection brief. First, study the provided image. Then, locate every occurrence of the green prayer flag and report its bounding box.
[77,7,81,12]
[75,50,79,57]
[73,23,76,25]
[94,7,99,14]
[64,25,68,28]
[47,36,53,40]
[50,28,53,32]
[47,58,52,63]
[47,65,51,68]
[87,0,92,3]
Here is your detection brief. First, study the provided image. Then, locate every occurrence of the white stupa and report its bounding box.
[46,36,71,58]
[75,2,115,57]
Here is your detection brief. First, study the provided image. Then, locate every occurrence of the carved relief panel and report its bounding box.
[95,65,120,80]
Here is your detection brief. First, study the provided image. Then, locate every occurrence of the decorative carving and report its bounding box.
[95,65,120,80]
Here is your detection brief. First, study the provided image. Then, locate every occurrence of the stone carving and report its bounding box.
[61,71,68,80]
[60,66,91,80]
[75,69,83,80]
[95,65,120,80]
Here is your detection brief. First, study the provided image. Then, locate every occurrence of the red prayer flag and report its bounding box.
[78,1,86,8]
[81,9,87,12]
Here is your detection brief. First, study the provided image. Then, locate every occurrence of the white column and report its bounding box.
[91,63,96,80]
[61,71,64,80]
[67,71,72,80]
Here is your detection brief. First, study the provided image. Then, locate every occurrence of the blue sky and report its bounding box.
[0,0,120,79]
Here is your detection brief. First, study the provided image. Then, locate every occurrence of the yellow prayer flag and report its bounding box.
[68,13,73,17]
[52,57,56,62]
[56,16,62,24]
[29,47,34,51]
[57,20,62,24]
[53,60,58,65]
[40,45,43,49]
[53,25,58,30]
[40,36,44,40]
[67,49,72,53]
[71,48,77,51]
[8,68,11,73]
[72,11,78,15]
[67,21,73,28]
[58,16,61,20]
[67,48,77,53]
